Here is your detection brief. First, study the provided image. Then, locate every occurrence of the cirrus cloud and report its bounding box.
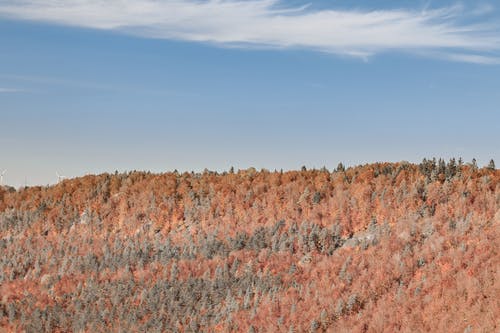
[0,0,499,63]
[0,87,23,93]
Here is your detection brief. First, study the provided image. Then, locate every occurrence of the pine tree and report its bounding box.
[487,159,496,170]
[471,158,478,171]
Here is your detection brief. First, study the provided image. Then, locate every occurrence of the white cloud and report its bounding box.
[470,3,495,16]
[444,53,500,65]
[0,87,23,93]
[0,0,499,63]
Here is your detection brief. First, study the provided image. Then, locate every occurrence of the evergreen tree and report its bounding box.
[471,158,478,171]
[487,159,496,170]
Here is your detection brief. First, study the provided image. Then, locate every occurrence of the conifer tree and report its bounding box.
[487,159,496,170]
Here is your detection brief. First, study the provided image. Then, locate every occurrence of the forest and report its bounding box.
[0,159,498,332]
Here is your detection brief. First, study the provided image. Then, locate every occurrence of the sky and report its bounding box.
[0,0,499,187]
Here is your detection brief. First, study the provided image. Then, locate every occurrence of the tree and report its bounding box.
[487,159,496,170]
[445,158,457,180]
[312,192,322,204]
[470,158,478,171]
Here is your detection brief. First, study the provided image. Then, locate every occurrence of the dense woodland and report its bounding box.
[0,159,498,332]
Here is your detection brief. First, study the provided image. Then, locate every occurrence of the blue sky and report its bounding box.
[1,0,499,187]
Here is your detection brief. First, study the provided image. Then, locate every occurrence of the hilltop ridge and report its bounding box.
[0,160,498,332]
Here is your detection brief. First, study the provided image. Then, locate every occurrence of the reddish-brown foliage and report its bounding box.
[0,161,498,332]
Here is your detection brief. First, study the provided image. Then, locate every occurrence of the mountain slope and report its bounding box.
[0,160,498,332]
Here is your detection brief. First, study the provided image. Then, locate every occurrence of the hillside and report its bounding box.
[0,159,498,332]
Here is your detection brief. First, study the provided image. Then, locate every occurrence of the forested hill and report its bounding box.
[1,160,498,332]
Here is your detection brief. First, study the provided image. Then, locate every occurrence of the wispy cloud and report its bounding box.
[0,73,197,96]
[0,87,23,93]
[444,53,500,65]
[0,0,499,63]
[470,3,495,16]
